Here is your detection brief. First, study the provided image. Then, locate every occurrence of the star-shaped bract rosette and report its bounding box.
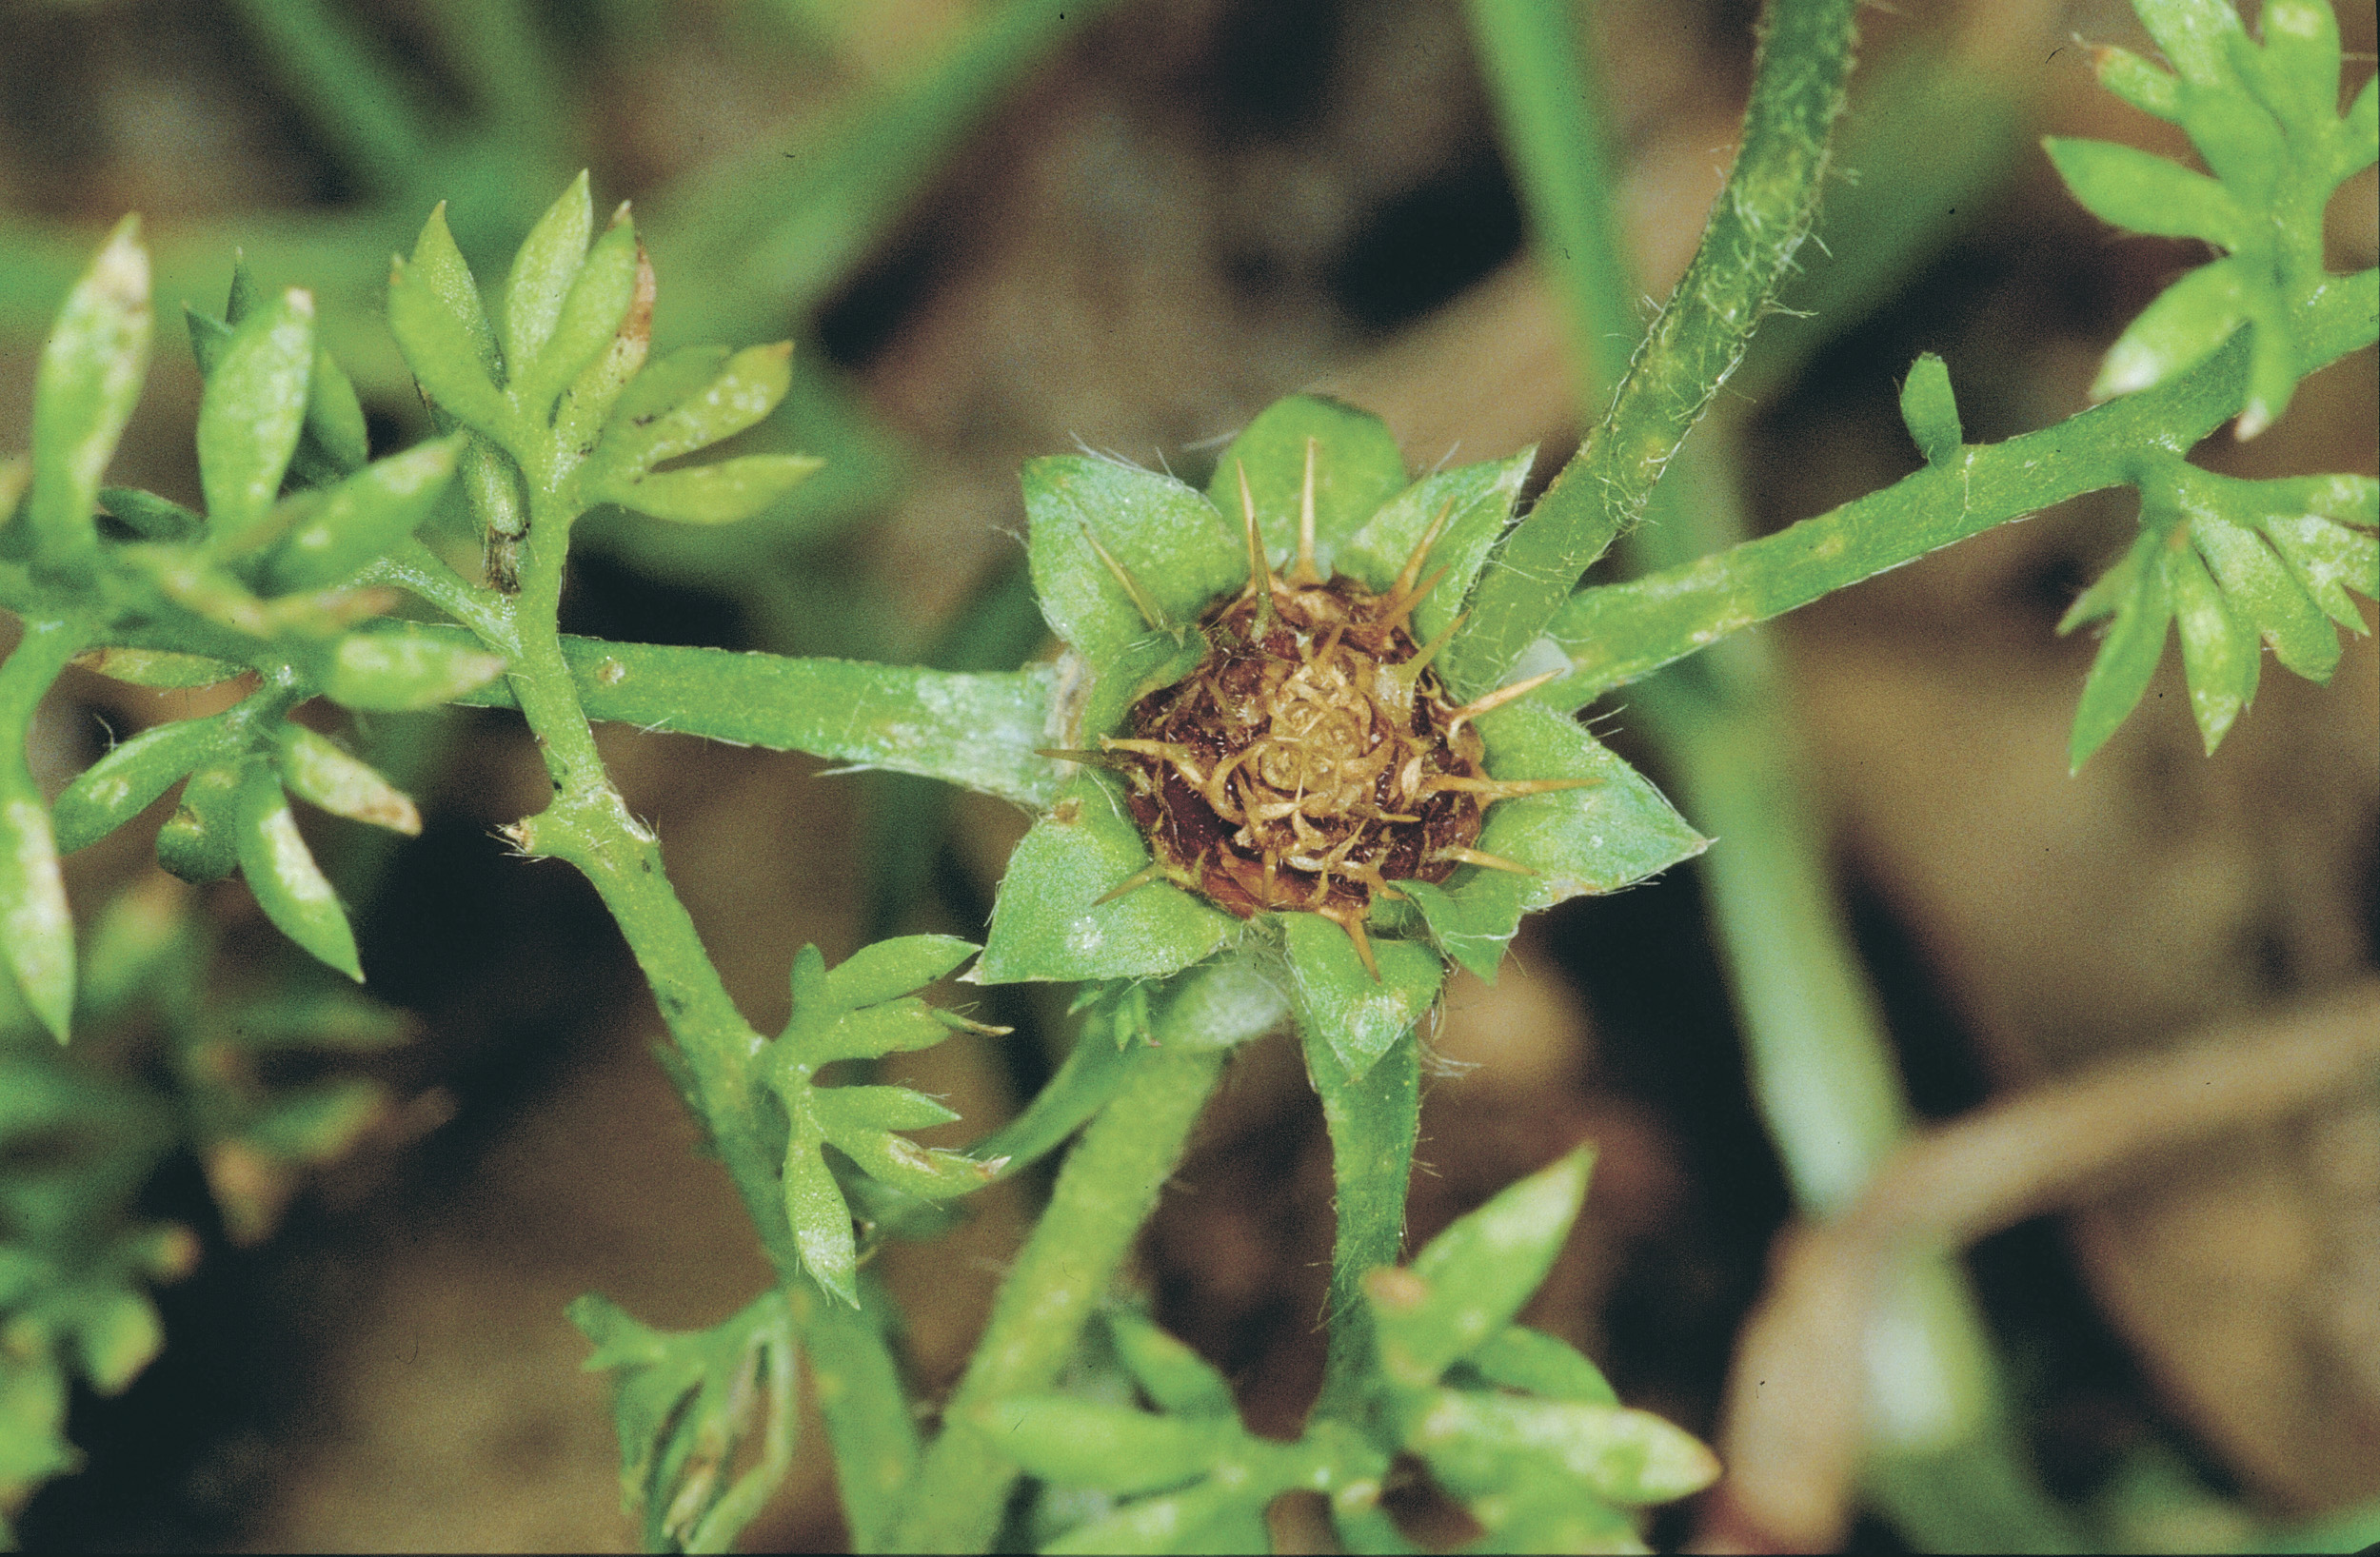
[977,396,1706,1078]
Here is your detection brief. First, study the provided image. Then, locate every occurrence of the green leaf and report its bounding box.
[317,625,507,712]
[590,343,793,478]
[69,1287,163,1395]
[1405,1388,1719,1507]
[2260,503,2379,629]
[1043,1478,1276,1557]
[553,240,654,457]
[1468,1325,1619,1407]
[1456,699,1708,936]
[977,773,1240,984]
[97,486,203,542]
[812,1084,962,1135]
[1106,1310,1237,1419]
[821,934,980,1010]
[2092,44,2183,123]
[960,1013,1151,1173]
[52,712,229,853]
[816,1097,995,1200]
[275,724,421,835]
[156,760,245,883]
[568,1289,797,1555]
[302,345,370,477]
[1396,879,1509,983]
[262,435,462,593]
[197,288,315,544]
[972,1397,1234,1497]
[2189,511,2339,680]
[1897,351,1963,464]
[1281,912,1444,1079]
[1023,457,1244,663]
[232,764,360,980]
[70,646,240,689]
[0,790,74,1043]
[2044,136,2246,248]
[782,1123,860,1306]
[2095,257,2248,400]
[387,254,512,438]
[499,172,595,386]
[28,215,150,576]
[241,1075,387,1163]
[593,453,823,524]
[1200,395,1409,577]
[406,203,501,379]
[2169,536,2258,752]
[2066,529,2175,772]
[1370,1147,1594,1389]
[513,209,639,423]
[1337,451,1535,652]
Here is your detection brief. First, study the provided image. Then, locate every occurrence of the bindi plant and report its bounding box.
[1,0,2371,1549]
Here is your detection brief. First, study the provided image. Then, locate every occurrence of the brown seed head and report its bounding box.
[1106,554,1492,962]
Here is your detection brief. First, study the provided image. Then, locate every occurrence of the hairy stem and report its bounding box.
[1448,0,1859,694]
[1543,272,2378,708]
[1306,1028,1420,1425]
[889,1042,1225,1553]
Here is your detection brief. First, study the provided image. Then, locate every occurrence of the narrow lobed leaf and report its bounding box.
[969,1397,1236,1498]
[2189,511,2340,680]
[51,712,230,854]
[28,215,150,577]
[2094,258,2248,401]
[0,790,75,1043]
[591,342,796,481]
[1106,1310,1238,1419]
[821,934,981,1011]
[2168,536,2259,751]
[500,170,595,382]
[513,209,640,424]
[2044,136,2247,248]
[387,255,513,440]
[275,724,422,836]
[262,435,462,594]
[782,1128,860,1307]
[593,452,822,524]
[232,765,361,980]
[197,288,315,544]
[2068,529,2177,772]
[317,625,507,712]
[156,759,246,883]
[1467,1324,1620,1406]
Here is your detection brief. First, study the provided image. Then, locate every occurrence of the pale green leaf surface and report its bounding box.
[407,203,500,378]
[2261,508,2379,628]
[304,346,370,475]
[1469,1325,1619,1407]
[1107,1311,1237,1419]
[1398,878,1512,982]
[2045,136,2246,247]
[2068,530,2176,771]
[2169,537,2258,751]
[1,794,74,1042]
[2096,258,2247,399]
[70,646,237,689]
[155,760,243,883]
[500,170,594,384]
[232,765,360,980]
[452,638,1065,805]
[387,255,512,437]
[595,453,821,524]
[96,487,202,543]
[51,713,228,854]
[976,774,1239,984]
[811,1084,961,1135]
[197,290,314,542]
[514,214,638,421]
[1372,1148,1592,1389]
[319,625,507,712]
[783,1120,860,1307]
[1024,456,1244,662]
[971,1397,1233,1497]
[822,934,980,1010]
[1200,394,1409,576]
[276,724,421,836]
[592,343,792,477]
[1281,912,1443,1079]
[264,435,461,593]
[1407,1389,1720,1508]
[29,215,149,574]
[1897,351,1963,464]
[2190,511,2339,679]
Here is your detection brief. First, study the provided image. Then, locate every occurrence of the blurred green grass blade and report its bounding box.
[219,0,436,194]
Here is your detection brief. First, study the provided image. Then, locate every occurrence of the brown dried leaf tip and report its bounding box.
[1100,444,1581,977]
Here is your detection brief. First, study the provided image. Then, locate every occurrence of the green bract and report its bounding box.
[978,394,1706,1079]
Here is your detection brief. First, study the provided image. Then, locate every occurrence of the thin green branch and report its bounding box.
[1541,272,2377,708]
[218,0,436,196]
[887,1043,1225,1554]
[1448,0,1859,695]
[1306,1030,1420,1425]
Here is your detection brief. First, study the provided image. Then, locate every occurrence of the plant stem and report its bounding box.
[1542,272,2378,709]
[1304,1028,1419,1425]
[888,1041,1225,1554]
[1448,0,1859,695]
